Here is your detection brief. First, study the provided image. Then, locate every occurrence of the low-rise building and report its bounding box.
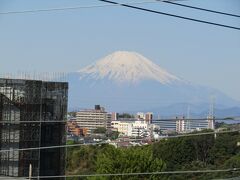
[67,120,88,136]
[76,105,111,135]
[136,112,153,124]
[111,121,133,136]
[145,112,153,124]
[111,112,118,121]
[153,116,215,133]
[152,119,177,132]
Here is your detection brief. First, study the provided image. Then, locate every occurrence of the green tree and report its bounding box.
[106,130,119,140]
[153,137,196,170]
[209,132,240,166]
[68,111,77,117]
[67,145,99,175]
[118,113,134,118]
[224,154,240,169]
[66,130,240,180]
[94,145,166,180]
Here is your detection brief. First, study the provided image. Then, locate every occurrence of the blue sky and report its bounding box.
[0,0,240,100]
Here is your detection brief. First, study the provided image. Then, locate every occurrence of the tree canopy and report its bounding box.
[67,130,240,180]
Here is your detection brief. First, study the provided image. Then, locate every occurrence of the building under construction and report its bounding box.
[0,78,68,178]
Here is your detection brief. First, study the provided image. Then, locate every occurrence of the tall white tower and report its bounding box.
[186,105,191,132]
[208,96,215,130]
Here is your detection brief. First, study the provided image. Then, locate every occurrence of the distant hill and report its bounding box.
[146,103,240,118]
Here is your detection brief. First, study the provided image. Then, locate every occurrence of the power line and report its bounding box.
[161,0,240,18]
[0,141,107,153]
[0,120,67,124]
[0,117,239,124]
[25,168,240,179]
[0,0,157,15]
[98,0,240,31]
[163,130,239,139]
[152,118,238,121]
[218,176,240,180]
[0,118,237,124]
[0,0,239,31]
[0,139,143,153]
[0,130,238,153]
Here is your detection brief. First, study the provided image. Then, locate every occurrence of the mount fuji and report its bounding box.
[67,51,240,117]
[78,51,181,84]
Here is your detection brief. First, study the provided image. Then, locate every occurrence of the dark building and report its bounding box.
[0,78,68,178]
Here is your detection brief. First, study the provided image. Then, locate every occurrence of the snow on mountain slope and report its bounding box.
[78,51,181,84]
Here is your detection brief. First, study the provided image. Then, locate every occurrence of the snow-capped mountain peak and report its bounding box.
[78,51,181,84]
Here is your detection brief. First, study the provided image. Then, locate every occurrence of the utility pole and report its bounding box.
[29,163,32,180]
[187,105,191,132]
[209,96,216,139]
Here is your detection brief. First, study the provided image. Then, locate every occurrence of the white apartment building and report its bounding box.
[176,119,185,132]
[153,116,215,133]
[207,116,215,129]
[111,120,149,137]
[112,121,133,136]
[132,120,148,129]
[76,105,111,135]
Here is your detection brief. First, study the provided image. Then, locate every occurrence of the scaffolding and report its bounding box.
[0,78,68,178]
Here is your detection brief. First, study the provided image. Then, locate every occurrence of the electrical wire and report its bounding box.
[151,118,238,121]
[0,117,238,124]
[163,130,239,139]
[0,141,107,153]
[98,0,240,31]
[23,168,240,179]
[0,120,67,123]
[0,0,239,30]
[2,0,237,18]
[0,130,238,153]
[0,0,158,15]
[160,0,240,18]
